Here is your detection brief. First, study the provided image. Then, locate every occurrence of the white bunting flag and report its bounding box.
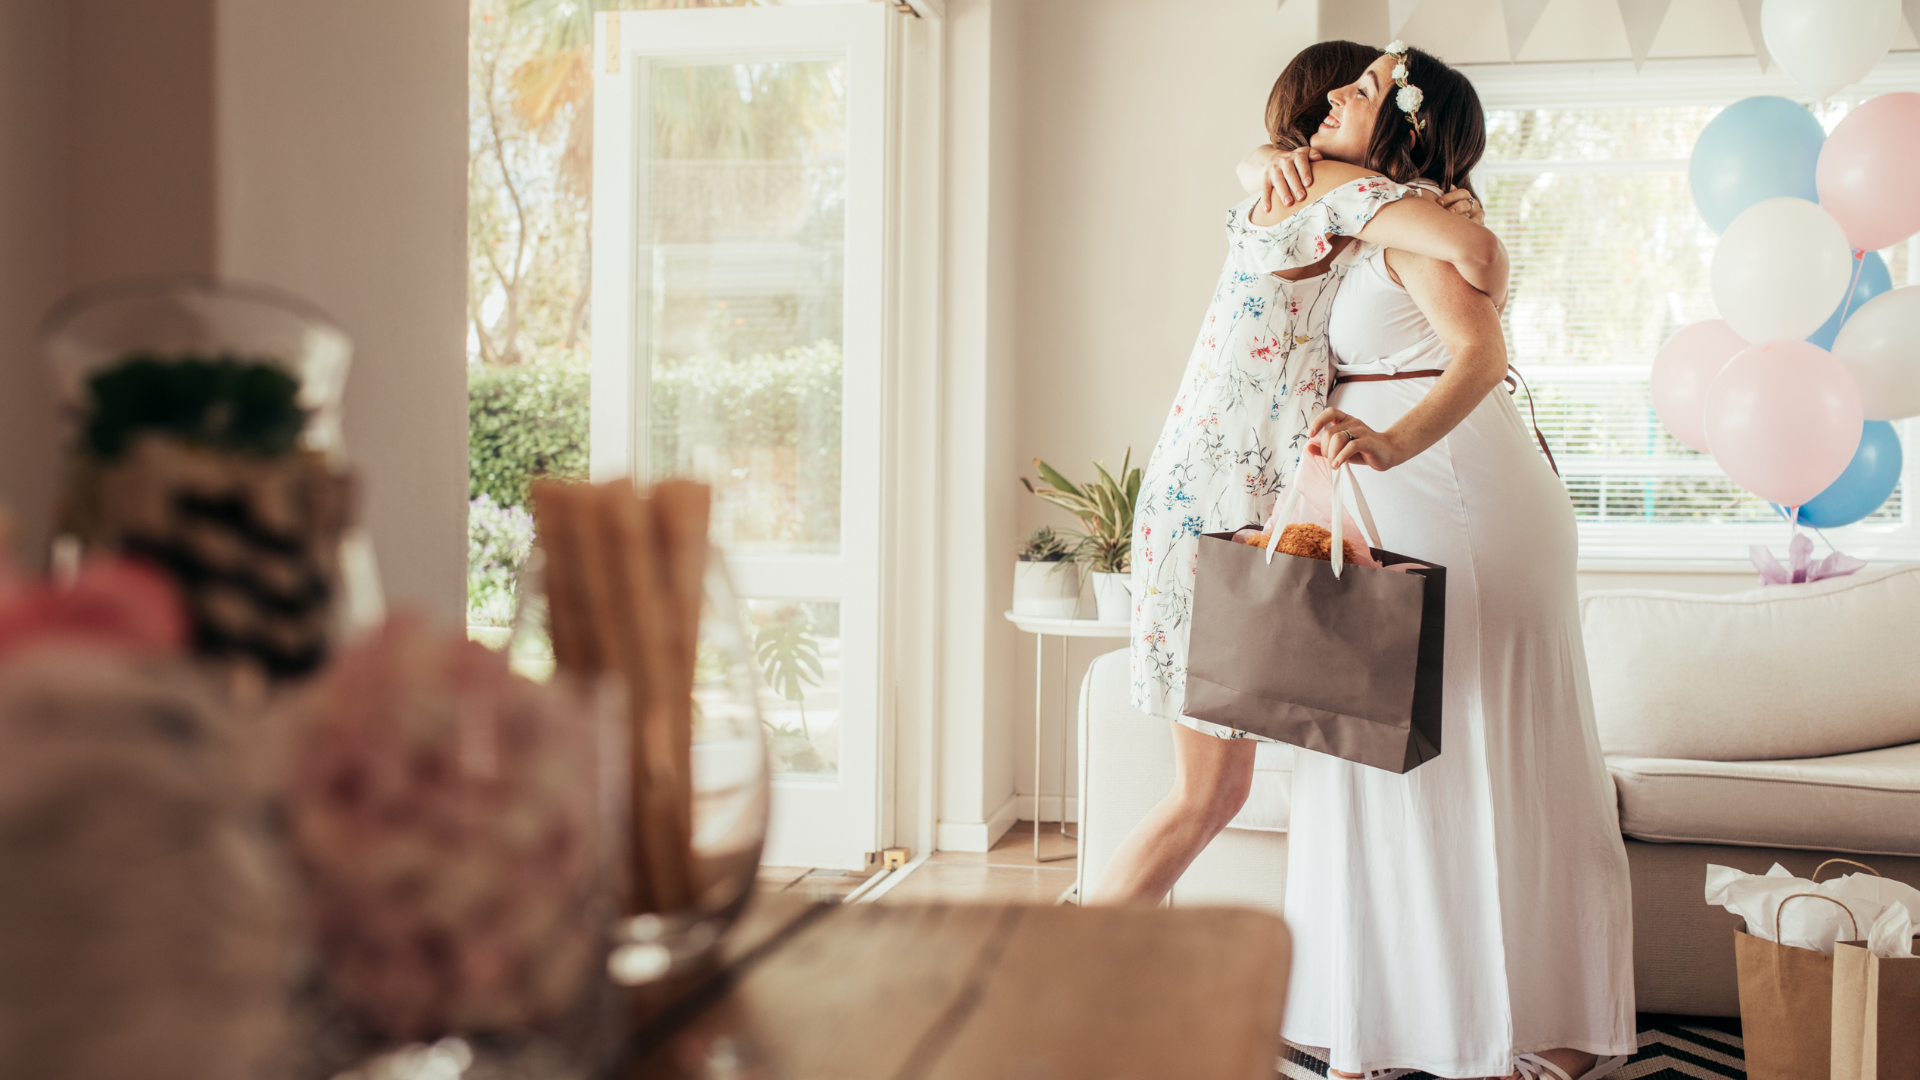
[1389,0,1423,37]
[1502,0,1553,60]
[1617,0,1674,69]
[1737,0,1772,73]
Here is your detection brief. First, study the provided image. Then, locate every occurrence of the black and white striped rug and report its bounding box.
[1279,1017,1746,1079]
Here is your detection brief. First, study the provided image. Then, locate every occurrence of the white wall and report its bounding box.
[936,0,1025,850]
[0,1,468,626]
[216,0,470,625]
[0,2,69,564]
[995,0,1318,834]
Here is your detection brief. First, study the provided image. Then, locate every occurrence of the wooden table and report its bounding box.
[621,897,1292,1079]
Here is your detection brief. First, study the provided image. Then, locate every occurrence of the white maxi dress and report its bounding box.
[1282,246,1637,1077]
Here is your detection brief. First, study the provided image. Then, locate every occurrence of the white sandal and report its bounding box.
[1511,1052,1629,1080]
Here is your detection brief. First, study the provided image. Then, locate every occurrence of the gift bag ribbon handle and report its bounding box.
[1813,858,1880,882]
[1262,463,1384,579]
[1772,891,1859,945]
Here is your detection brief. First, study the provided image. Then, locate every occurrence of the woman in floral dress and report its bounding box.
[1090,42,1506,905]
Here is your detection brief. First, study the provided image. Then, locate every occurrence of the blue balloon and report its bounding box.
[1772,421,1903,527]
[1690,96,1825,234]
[1806,252,1892,350]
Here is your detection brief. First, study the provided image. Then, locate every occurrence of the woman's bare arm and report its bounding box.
[1308,250,1510,472]
[1242,144,1486,222]
[1239,144,1309,212]
[1360,198,1508,307]
[1245,157,1507,303]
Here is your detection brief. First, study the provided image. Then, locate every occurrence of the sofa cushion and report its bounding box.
[1608,741,1920,857]
[1581,563,1920,761]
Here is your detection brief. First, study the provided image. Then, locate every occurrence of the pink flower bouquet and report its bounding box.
[283,617,610,1041]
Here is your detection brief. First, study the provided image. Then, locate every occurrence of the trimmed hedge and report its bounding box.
[652,342,843,546]
[465,346,846,624]
[468,359,590,508]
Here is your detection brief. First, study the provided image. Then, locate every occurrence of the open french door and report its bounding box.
[592,4,886,870]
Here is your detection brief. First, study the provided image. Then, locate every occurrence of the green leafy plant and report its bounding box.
[753,604,831,774]
[468,357,590,508]
[83,354,307,460]
[1021,451,1142,574]
[1018,526,1071,563]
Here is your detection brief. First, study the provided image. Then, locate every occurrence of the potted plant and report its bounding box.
[1012,526,1080,618]
[1021,451,1141,623]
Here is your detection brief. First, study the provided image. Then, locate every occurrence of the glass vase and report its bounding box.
[508,541,769,985]
[39,276,381,678]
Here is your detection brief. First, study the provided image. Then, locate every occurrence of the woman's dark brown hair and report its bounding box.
[1360,46,1486,197]
[1264,40,1380,150]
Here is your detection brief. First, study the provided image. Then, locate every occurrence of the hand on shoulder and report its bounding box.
[1247,156,1390,227]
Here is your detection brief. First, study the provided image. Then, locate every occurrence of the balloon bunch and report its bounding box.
[1654,90,1920,528]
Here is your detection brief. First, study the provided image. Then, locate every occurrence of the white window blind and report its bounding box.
[1465,60,1920,563]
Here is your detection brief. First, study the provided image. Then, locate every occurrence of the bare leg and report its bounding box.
[1084,723,1257,906]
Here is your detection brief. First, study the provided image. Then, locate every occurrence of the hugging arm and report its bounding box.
[1357,198,1508,308]
[1240,146,1508,305]
[1308,250,1510,472]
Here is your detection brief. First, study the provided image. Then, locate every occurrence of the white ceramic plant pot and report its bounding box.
[1090,571,1132,624]
[1012,560,1080,618]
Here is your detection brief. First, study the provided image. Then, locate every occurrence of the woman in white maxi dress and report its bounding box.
[1111,44,1636,1080]
[1284,239,1637,1078]
[1265,47,1635,1080]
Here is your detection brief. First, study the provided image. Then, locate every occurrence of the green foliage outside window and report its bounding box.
[468,358,591,509]
[467,493,536,628]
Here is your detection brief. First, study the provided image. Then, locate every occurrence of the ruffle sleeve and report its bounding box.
[1224,175,1406,275]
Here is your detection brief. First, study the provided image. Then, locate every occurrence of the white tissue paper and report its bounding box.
[1867,901,1916,959]
[1705,863,1917,957]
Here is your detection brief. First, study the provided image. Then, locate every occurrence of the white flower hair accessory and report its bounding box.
[1383,40,1427,134]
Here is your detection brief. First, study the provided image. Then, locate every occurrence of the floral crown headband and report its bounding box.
[1385,40,1426,135]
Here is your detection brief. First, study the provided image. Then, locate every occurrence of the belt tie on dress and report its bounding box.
[1333,366,1559,477]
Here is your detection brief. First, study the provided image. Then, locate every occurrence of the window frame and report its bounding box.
[1462,53,1920,568]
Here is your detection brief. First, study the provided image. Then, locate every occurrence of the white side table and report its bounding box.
[1004,612,1129,863]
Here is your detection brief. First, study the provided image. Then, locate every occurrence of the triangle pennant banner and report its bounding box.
[1316,0,1389,45]
[1502,0,1553,60]
[1617,0,1673,69]
[1737,0,1771,73]
[1389,0,1423,37]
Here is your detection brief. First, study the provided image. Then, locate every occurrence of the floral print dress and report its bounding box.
[1130,176,1405,730]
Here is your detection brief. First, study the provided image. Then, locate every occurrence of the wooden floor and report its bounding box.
[758,820,1079,906]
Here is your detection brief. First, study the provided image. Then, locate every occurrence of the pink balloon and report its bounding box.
[1652,320,1749,452]
[1817,92,1920,252]
[1705,341,1863,507]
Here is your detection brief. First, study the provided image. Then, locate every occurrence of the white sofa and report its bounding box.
[1077,564,1920,1017]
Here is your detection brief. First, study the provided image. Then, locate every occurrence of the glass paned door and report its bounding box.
[594,5,885,869]
[646,59,847,558]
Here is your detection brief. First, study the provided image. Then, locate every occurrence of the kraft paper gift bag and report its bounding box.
[1184,462,1445,774]
[1832,938,1920,1080]
[1738,892,1862,1080]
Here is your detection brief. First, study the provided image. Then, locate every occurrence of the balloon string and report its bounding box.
[1835,249,1866,329]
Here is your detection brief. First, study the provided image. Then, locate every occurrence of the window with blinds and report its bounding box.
[1477,102,1908,534]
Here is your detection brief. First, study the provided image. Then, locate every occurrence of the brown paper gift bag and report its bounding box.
[1738,892,1860,1080]
[1184,464,1446,774]
[1833,938,1920,1080]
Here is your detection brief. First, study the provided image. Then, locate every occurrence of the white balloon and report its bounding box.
[1762,0,1900,101]
[1711,197,1855,344]
[1832,286,1920,419]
